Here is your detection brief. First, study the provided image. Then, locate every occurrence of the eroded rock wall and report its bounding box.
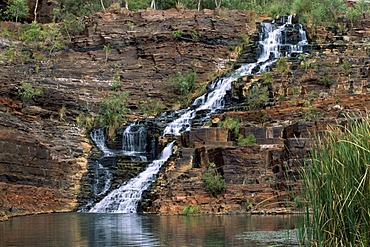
[0,9,257,220]
[141,14,370,215]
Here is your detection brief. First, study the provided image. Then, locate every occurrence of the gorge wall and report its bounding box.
[1,7,369,219]
[0,8,256,220]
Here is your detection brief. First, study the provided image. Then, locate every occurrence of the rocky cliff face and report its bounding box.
[140,14,370,215]
[0,8,256,220]
[1,7,369,219]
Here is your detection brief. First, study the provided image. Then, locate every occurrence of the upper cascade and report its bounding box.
[87,15,311,213]
[163,16,310,136]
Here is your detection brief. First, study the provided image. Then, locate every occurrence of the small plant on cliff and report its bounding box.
[218,116,240,139]
[18,82,43,104]
[172,29,183,39]
[300,116,370,246]
[96,92,129,139]
[4,0,29,23]
[111,75,122,91]
[139,98,165,117]
[276,56,288,73]
[203,162,226,197]
[238,133,257,146]
[169,70,197,95]
[244,85,269,110]
[182,204,201,215]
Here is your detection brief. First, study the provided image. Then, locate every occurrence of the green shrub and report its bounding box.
[4,0,29,23]
[169,70,197,95]
[276,56,288,73]
[244,85,269,110]
[21,21,42,43]
[238,133,257,146]
[182,205,201,215]
[301,116,370,246]
[18,82,43,103]
[111,75,122,91]
[60,13,85,39]
[96,92,129,139]
[218,116,240,138]
[172,29,183,39]
[203,162,226,197]
[139,98,165,117]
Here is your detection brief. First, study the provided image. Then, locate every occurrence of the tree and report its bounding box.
[5,0,29,23]
[34,0,38,22]
[150,0,156,9]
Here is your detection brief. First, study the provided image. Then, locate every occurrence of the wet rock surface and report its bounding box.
[0,8,369,218]
[0,8,256,220]
[140,14,370,215]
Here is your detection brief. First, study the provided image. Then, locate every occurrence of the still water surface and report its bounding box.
[0,213,302,247]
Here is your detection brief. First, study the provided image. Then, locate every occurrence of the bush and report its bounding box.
[18,82,43,103]
[203,162,226,197]
[139,98,165,117]
[301,116,370,246]
[4,0,29,23]
[238,134,256,146]
[244,85,269,110]
[182,205,201,215]
[169,70,197,95]
[96,92,129,139]
[218,116,240,139]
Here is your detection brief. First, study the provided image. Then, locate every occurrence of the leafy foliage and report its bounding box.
[96,92,129,139]
[18,82,43,103]
[4,0,29,23]
[170,70,197,95]
[218,116,240,138]
[238,133,257,146]
[203,162,226,197]
[139,98,165,117]
[244,85,269,110]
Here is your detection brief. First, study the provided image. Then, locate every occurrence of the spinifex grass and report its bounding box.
[301,117,370,246]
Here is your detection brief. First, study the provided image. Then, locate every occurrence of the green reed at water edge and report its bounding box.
[301,117,370,246]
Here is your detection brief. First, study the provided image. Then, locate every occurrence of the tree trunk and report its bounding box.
[150,0,156,9]
[124,0,128,9]
[198,0,201,11]
[100,0,106,11]
[214,0,221,8]
[34,0,38,22]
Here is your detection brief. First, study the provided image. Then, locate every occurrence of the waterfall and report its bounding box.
[89,141,175,213]
[90,128,114,156]
[87,16,310,213]
[122,124,148,161]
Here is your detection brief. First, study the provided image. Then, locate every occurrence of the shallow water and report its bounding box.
[0,213,303,247]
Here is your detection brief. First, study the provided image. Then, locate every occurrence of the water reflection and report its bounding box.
[0,213,302,246]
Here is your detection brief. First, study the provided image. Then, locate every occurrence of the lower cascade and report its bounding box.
[85,16,311,213]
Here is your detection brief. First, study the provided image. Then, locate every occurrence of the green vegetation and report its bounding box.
[139,98,165,117]
[170,70,197,95]
[301,117,370,246]
[203,162,226,197]
[244,85,269,110]
[182,204,202,215]
[172,29,183,39]
[275,56,288,73]
[4,0,29,23]
[111,75,122,91]
[238,133,257,146]
[18,82,43,103]
[218,116,240,138]
[96,92,129,139]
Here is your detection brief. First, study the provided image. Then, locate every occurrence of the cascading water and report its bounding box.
[87,16,310,213]
[122,124,148,161]
[89,142,175,213]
